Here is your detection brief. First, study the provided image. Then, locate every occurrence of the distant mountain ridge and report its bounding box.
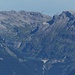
[0,10,75,75]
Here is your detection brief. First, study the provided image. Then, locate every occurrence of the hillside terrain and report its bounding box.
[0,10,75,75]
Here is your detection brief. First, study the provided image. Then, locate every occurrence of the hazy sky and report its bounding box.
[0,0,75,16]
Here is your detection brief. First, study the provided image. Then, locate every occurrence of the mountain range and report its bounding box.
[0,10,75,75]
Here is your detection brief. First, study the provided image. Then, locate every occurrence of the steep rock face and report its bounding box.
[0,11,75,75]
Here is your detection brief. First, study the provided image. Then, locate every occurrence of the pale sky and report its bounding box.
[0,0,75,16]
